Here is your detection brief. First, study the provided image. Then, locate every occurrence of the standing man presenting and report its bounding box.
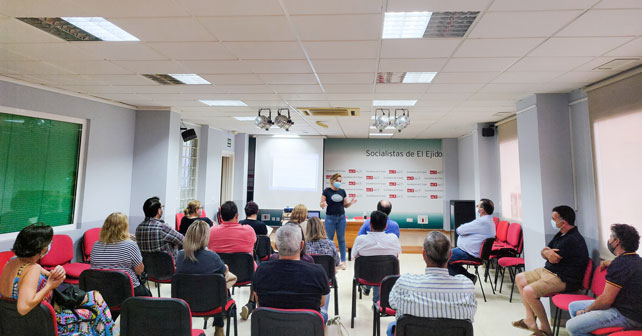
[512,205,589,336]
[447,198,496,283]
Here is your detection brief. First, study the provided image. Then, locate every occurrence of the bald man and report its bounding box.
[357,200,400,237]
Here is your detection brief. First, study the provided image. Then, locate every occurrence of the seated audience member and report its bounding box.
[253,224,330,322]
[91,212,151,296]
[447,198,496,283]
[289,204,309,236]
[305,216,340,317]
[239,201,268,236]
[566,224,642,336]
[136,196,184,259]
[177,220,229,336]
[209,201,257,320]
[178,200,213,235]
[0,223,117,335]
[357,200,400,237]
[269,223,314,263]
[352,210,402,302]
[513,205,589,336]
[387,231,476,336]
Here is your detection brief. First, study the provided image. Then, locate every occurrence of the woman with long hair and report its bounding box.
[91,212,150,296]
[0,223,117,335]
[320,173,356,269]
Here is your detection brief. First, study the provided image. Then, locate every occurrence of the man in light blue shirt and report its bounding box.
[447,198,496,283]
[387,231,477,336]
[357,200,400,237]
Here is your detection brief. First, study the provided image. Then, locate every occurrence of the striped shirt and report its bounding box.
[91,240,143,287]
[389,267,477,321]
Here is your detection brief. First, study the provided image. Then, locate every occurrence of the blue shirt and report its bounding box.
[389,267,477,321]
[455,215,495,258]
[357,219,400,237]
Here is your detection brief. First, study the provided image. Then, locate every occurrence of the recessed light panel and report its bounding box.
[403,72,437,83]
[383,12,432,39]
[370,133,394,136]
[61,17,139,41]
[234,117,256,121]
[200,100,248,107]
[169,74,210,85]
[373,100,417,107]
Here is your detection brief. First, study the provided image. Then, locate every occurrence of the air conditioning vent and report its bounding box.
[297,107,360,117]
[17,17,101,41]
[593,58,640,71]
[142,74,184,85]
[423,12,479,38]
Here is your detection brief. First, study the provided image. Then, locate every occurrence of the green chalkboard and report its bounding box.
[0,112,82,234]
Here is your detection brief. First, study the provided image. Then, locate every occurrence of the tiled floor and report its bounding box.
[141,253,569,336]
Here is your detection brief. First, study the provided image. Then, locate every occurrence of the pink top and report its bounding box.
[208,222,257,254]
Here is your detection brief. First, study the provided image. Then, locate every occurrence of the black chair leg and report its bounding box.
[499,266,505,293]
[226,314,231,336]
[508,267,516,303]
[334,284,339,315]
[486,261,496,294]
[157,283,161,297]
[351,279,357,328]
[476,267,487,302]
[203,317,208,329]
[372,305,377,336]
[234,312,238,336]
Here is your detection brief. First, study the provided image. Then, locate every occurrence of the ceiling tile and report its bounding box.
[492,71,563,83]
[470,11,582,38]
[304,41,379,59]
[282,0,383,14]
[380,39,461,58]
[324,84,373,93]
[259,74,319,84]
[427,83,484,92]
[270,84,322,93]
[432,72,500,83]
[489,0,598,11]
[442,57,518,72]
[244,60,312,73]
[201,74,264,84]
[375,83,429,93]
[326,94,373,100]
[290,15,381,41]
[0,61,72,75]
[455,38,545,57]
[0,48,35,61]
[224,42,305,60]
[593,0,642,8]
[557,9,642,37]
[312,59,378,73]
[529,37,633,57]
[146,42,237,60]
[70,42,168,61]
[109,18,217,42]
[378,58,447,72]
[279,93,327,100]
[199,16,295,42]
[3,43,96,61]
[179,60,251,74]
[572,57,642,71]
[386,0,491,12]
[0,0,190,17]
[508,57,593,72]
[47,60,131,75]
[175,0,283,16]
[111,60,188,74]
[318,73,374,84]
[373,92,422,99]
[604,37,642,57]
[0,19,62,43]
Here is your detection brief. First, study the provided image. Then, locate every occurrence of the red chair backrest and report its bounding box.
[506,223,522,249]
[581,259,594,291]
[590,262,608,296]
[175,213,185,232]
[0,251,15,277]
[496,221,510,242]
[40,235,73,267]
[493,217,500,225]
[82,228,101,262]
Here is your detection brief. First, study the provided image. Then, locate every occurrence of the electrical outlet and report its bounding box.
[418,215,428,224]
[261,214,270,221]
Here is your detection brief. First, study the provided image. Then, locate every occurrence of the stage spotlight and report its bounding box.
[255,108,273,131]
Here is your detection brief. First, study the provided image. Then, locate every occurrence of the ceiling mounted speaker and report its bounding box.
[181,128,197,142]
[481,126,495,137]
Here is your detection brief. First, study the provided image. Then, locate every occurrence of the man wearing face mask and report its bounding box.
[513,205,588,336]
[135,196,184,260]
[566,224,642,335]
[447,198,496,283]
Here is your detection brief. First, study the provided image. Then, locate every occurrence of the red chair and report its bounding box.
[251,307,324,336]
[493,223,523,289]
[609,331,642,336]
[493,217,500,226]
[81,228,101,263]
[39,234,90,284]
[120,297,205,336]
[373,275,399,336]
[0,298,58,336]
[590,327,627,335]
[175,210,208,232]
[450,237,496,302]
[311,254,339,315]
[497,256,524,302]
[351,255,399,328]
[0,251,16,276]
[551,259,597,336]
[494,221,510,246]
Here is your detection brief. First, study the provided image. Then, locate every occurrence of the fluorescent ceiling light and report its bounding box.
[234,117,256,121]
[403,72,437,83]
[169,74,210,85]
[373,100,417,107]
[370,133,394,136]
[199,100,248,107]
[383,12,432,39]
[61,17,139,41]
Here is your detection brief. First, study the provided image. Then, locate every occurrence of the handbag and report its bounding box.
[326,315,350,336]
[52,286,97,324]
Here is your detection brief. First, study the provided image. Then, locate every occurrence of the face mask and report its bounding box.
[42,241,52,257]
[607,241,617,255]
[333,181,341,188]
[551,219,558,230]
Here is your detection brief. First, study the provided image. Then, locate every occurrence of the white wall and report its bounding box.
[196,126,237,215]
[457,134,475,200]
[0,80,136,252]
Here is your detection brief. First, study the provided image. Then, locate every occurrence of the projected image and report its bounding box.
[271,153,319,191]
